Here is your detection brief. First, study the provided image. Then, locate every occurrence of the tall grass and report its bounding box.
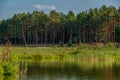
[0,45,19,76]
[14,43,120,63]
[0,43,120,75]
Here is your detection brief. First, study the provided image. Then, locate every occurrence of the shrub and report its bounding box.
[105,43,116,49]
[2,61,18,75]
[0,65,3,75]
[67,40,73,47]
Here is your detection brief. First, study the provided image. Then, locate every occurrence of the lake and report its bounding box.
[3,60,120,80]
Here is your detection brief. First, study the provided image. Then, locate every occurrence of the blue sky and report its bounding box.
[0,0,120,20]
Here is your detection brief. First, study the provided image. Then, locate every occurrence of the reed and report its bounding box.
[0,45,19,76]
[15,43,120,62]
[0,43,120,76]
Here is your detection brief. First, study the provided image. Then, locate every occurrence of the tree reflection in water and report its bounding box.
[18,60,120,80]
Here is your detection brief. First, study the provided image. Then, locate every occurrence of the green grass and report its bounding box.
[0,46,19,76]
[8,43,120,62]
[0,43,120,75]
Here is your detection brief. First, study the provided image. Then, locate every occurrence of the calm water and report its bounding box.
[3,60,120,80]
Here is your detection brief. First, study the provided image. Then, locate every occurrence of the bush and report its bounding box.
[0,65,3,75]
[105,43,116,49]
[2,61,18,75]
[67,40,73,47]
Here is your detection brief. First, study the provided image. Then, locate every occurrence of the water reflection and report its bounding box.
[18,60,120,80]
[19,61,28,80]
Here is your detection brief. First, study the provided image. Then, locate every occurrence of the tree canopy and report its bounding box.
[0,5,120,45]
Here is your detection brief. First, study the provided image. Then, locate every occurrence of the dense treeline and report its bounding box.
[0,5,120,45]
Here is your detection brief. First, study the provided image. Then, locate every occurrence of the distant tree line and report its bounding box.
[0,5,120,45]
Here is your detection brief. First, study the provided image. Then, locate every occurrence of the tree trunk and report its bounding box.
[22,26,27,47]
[35,26,38,45]
[45,25,47,47]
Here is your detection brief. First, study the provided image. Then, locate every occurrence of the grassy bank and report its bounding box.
[11,43,120,62]
[0,43,120,75]
[0,46,19,76]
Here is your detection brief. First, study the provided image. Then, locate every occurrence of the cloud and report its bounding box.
[35,4,56,10]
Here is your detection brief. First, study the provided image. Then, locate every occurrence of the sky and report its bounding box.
[0,0,120,20]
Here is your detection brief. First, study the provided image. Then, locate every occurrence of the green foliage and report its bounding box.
[0,5,119,45]
[67,40,73,47]
[1,45,120,77]
[0,65,3,75]
[67,11,75,21]
[9,44,119,63]
[3,74,18,80]
[78,43,90,49]
[105,43,116,49]
[0,46,19,76]
[2,61,17,75]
